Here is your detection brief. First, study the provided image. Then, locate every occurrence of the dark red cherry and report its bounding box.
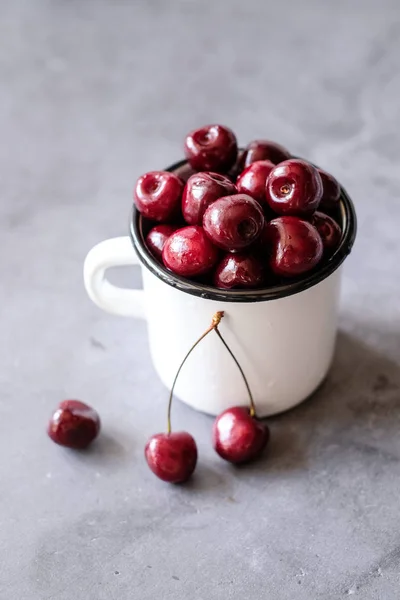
[184,124,238,173]
[162,225,219,277]
[182,172,236,225]
[241,139,291,168]
[47,400,100,449]
[265,159,323,216]
[146,224,177,259]
[236,160,275,207]
[171,162,197,183]
[265,216,323,277]
[203,194,264,252]
[214,253,264,289]
[318,168,341,211]
[311,211,341,254]
[227,150,245,182]
[145,432,197,483]
[212,406,269,464]
[134,171,184,222]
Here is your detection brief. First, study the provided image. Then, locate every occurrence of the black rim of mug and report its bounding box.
[129,158,357,303]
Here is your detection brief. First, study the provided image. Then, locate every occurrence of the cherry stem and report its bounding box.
[167,311,224,434]
[166,310,257,434]
[213,328,256,418]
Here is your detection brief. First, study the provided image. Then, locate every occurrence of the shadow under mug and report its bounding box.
[83,159,357,417]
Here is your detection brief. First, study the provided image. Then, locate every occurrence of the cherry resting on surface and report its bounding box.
[203,194,264,252]
[145,432,197,483]
[182,172,236,225]
[213,406,269,464]
[265,159,323,216]
[162,225,219,277]
[265,216,323,277]
[184,124,238,173]
[134,171,183,222]
[47,400,100,449]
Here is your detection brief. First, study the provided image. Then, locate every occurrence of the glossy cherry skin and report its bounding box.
[203,194,264,252]
[241,139,291,168]
[162,225,219,277]
[134,171,184,222]
[311,211,341,254]
[212,407,269,464]
[172,162,197,183]
[266,216,323,277]
[214,253,264,289]
[265,159,323,216]
[184,124,238,173]
[146,225,177,259]
[145,432,197,483]
[182,172,236,225]
[236,160,275,207]
[47,400,100,449]
[227,150,245,182]
[318,168,341,211]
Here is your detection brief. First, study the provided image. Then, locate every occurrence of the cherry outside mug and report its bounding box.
[83,159,357,417]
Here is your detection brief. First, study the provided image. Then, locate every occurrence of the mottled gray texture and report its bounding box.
[1,0,400,598]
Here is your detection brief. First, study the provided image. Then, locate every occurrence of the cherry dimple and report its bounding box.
[266,159,322,216]
[146,176,161,193]
[195,129,213,145]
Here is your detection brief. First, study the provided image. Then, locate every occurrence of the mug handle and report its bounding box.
[83,236,145,319]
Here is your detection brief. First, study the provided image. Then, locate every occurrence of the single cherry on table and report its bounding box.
[182,172,236,225]
[184,124,238,173]
[203,194,265,252]
[47,400,101,449]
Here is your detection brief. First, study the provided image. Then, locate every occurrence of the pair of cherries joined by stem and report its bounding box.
[46,312,269,484]
[47,311,269,483]
[145,311,270,484]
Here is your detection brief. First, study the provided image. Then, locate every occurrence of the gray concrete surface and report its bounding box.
[1,1,400,598]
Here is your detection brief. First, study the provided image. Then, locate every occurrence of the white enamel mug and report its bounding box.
[84,161,356,417]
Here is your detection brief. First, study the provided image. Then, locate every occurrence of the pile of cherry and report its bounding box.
[135,124,342,289]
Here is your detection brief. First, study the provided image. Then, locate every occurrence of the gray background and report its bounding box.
[1,1,400,598]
